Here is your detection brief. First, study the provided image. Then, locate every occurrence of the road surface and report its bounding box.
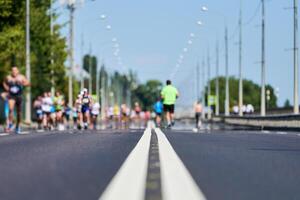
[0,126,299,200]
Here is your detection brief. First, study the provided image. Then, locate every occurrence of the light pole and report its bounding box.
[238,0,243,116]
[225,26,230,116]
[196,62,200,101]
[60,0,88,108]
[294,0,299,114]
[50,0,55,97]
[201,58,206,120]
[67,3,75,108]
[80,33,84,90]
[261,0,266,116]
[215,41,220,116]
[25,0,31,123]
[207,49,211,119]
[88,43,92,94]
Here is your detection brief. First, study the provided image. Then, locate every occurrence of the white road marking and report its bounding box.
[261,130,270,134]
[155,128,206,200]
[99,128,152,200]
[18,131,30,135]
[276,132,287,135]
[0,133,9,136]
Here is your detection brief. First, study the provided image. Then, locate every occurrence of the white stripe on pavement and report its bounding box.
[99,128,151,200]
[0,133,9,136]
[155,128,206,200]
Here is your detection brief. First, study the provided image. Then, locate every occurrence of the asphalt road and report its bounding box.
[0,130,142,200]
[166,130,300,200]
[0,127,300,200]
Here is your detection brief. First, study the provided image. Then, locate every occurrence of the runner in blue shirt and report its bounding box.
[153,97,163,127]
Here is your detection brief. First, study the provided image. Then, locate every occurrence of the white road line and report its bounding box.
[276,132,287,135]
[155,128,206,200]
[18,131,30,135]
[0,133,9,136]
[99,128,152,200]
[261,130,270,134]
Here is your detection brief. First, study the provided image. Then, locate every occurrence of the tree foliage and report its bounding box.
[0,0,68,99]
[131,80,163,110]
[206,76,277,113]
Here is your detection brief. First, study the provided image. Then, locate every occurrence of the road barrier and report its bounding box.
[213,114,300,131]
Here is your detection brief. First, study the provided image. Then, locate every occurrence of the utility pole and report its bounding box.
[238,0,243,116]
[68,4,75,108]
[196,62,200,101]
[201,59,206,120]
[207,49,211,119]
[294,0,299,114]
[25,0,31,123]
[225,26,230,116]
[96,60,99,103]
[261,0,266,116]
[215,41,220,116]
[101,68,106,120]
[50,0,55,97]
[89,44,93,94]
[80,33,84,90]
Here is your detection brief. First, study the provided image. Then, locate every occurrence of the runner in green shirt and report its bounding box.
[161,80,179,128]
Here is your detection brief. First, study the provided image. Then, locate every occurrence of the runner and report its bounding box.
[161,80,179,129]
[134,102,141,128]
[120,104,129,129]
[3,66,30,133]
[1,92,9,132]
[33,96,43,129]
[81,88,92,130]
[64,104,71,129]
[90,99,100,130]
[113,104,120,129]
[194,101,202,129]
[53,91,65,130]
[153,97,163,127]
[74,94,83,129]
[72,105,78,130]
[41,92,54,130]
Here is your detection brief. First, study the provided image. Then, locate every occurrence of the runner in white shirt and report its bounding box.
[91,101,100,130]
[42,92,54,130]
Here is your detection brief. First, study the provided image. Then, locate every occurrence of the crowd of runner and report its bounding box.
[1,66,180,134]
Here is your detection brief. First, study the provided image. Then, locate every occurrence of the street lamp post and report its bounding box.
[215,41,220,116]
[207,49,211,119]
[25,0,31,123]
[294,0,299,114]
[88,44,92,94]
[225,26,230,116]
[68,3,75,108]
[50,0,55,97]
[201,59,206,120]
[261,0,266,116]
[238,0,243,116]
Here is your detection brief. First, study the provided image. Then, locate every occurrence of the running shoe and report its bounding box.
[15,127,21,134]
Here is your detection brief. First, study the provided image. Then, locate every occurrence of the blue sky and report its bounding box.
[57,0,296,107]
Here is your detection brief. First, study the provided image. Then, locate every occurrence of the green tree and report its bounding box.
[207,76,277,113]
[284,99,291,108]
[83,54,97,94]
[0,0,68,100]
[132,80,163,110]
